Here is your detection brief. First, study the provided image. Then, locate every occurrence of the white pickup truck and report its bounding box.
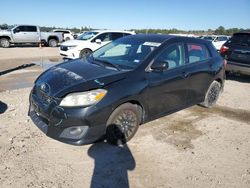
[0,25,64,48]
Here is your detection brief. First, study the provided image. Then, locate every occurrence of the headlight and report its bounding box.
[67,46,77,50]
[59,89,107,107]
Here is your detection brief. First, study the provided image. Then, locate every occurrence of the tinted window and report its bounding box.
[155,43,185,69]
[95,33,111,42]
[26,26,37,32]
[228,33,250,47]
[187,44,210,63]
[111,33,124,40]
[16,26,37,32]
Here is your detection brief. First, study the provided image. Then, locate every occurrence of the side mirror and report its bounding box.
[95,39,102,44]
[151,61,169,72]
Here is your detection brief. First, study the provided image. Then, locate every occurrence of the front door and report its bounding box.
[145,42,188,118]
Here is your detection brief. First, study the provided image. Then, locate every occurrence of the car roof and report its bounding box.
[123,34,175,43]
[90,30,135,34]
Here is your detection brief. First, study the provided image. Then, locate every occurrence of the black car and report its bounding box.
[29,34,225,146]
[220,31,250,75]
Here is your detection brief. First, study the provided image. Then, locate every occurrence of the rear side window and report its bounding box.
[228,34,250,47]
[187,43,211,63]
[111,33,124,40]
[26,26,37,32]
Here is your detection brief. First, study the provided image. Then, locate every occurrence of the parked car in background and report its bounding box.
[202,35,230,50]
[52,29,74,41]
[220,31,250,75]
[0,25,64,48]
[29,34,225,146]
[59,30,135,59]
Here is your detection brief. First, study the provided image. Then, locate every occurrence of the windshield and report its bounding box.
[76,31,98,40]
[90,37,161,70]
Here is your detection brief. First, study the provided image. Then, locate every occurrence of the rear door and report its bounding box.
[146,42,188,118]
[226,33,250,66]
[184,42,215,105]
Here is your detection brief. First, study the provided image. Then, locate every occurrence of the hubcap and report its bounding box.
[113,110,137,139]
[50,40,57,47]
[1,39,9,47]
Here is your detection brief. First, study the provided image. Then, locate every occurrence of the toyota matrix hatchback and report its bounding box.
[29,34,225,146]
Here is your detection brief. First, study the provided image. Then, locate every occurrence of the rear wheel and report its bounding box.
[0,38,10,48]
[48,39,58,47]
[106,103,141,146]
[79,49,92,58]
[200,80,221,108]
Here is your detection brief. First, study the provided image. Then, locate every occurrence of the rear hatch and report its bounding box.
[222,33,250,66]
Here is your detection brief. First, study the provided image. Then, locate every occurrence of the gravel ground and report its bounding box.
[0,77,250,188]
[0,47,250,188]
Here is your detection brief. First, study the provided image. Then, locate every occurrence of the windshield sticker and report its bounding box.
[143,42,161,47]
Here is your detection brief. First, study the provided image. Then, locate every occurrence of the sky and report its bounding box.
[0,0,249,30]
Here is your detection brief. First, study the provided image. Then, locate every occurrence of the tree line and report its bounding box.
[0,23,248,36]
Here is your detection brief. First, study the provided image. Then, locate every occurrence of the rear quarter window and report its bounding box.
[187,43,211,63]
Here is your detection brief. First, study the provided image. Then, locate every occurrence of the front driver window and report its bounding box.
[95,33,111,42]
[154,43,185,69]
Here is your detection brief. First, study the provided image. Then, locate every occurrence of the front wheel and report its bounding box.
[200,80,221,108]
[48,39,58,47]
[106,103,142,146]
[0,38,10,48]
[79,49,92,58]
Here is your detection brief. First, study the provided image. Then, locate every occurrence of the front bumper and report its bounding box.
[28,91,107,145]
[226,61,250,76]
[59,48,79,59]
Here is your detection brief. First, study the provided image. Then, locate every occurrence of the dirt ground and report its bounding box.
[0,47,250,188]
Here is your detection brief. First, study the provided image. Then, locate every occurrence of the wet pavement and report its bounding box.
[0,57,63,91]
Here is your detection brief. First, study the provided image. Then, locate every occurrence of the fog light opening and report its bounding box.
[69,127,83,135]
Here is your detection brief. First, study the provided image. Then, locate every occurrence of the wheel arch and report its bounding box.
[0,36,11,41]
[113,99,146,125]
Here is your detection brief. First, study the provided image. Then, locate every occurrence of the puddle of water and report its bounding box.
[31,57,63,70]
[0,57,63,91]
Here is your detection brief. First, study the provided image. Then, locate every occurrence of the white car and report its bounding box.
[202,35,230,50]
[59,30,135,59]
[52,29,74,41]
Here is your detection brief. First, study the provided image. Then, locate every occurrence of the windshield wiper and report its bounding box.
[93,58,121,71]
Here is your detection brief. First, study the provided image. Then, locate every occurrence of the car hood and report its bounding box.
[35,58,129,97]
[61,39,86,46]
[0,30,10,35]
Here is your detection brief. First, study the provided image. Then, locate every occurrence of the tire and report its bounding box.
[200,80,221,108]
[0,38,10,48]
[48,39,58,47]
[79,49,92,58]
[106,103,142,146]
[65,37,70,41]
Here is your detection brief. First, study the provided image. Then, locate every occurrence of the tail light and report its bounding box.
[220,45,229,54]
[62,33,64,38]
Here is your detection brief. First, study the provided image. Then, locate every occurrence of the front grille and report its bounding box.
[60,45,68,51]
[33,87,52,105]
